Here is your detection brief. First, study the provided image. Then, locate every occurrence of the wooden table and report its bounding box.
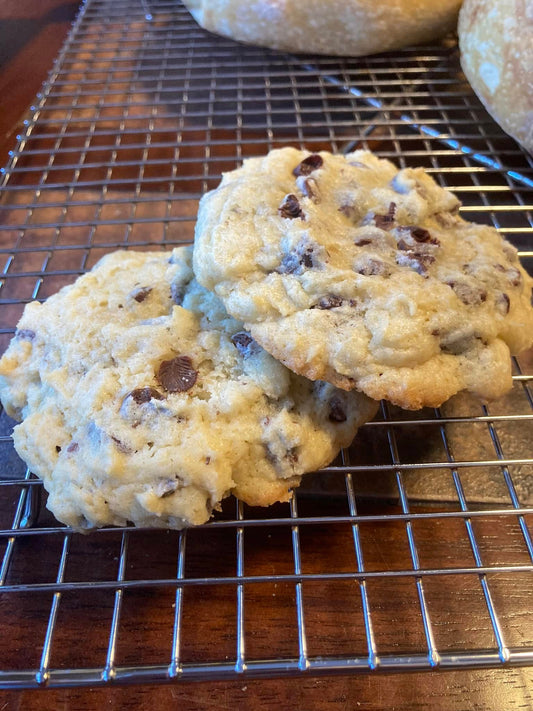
[1,2,532,709]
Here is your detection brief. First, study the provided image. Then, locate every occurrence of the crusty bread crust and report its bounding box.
[459,0,532,153]
[184,0,463,56]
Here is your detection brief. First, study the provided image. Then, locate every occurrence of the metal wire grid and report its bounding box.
[0,0,533,689]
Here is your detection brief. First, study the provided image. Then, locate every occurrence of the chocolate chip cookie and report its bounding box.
[0,246,377,530]
[193,147,533,409]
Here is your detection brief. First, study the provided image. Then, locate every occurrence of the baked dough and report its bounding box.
[184,0,464,56]
[0,247,377,530]
[459,0,532,153]
[193,148,533,410]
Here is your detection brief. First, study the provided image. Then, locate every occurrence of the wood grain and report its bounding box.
[0,0,80,167]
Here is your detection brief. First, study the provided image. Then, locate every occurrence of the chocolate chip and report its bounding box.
[265,444,299,469]
[496,293,510,315]
[411,227,433,243]
[315,295,343,309]
[397,225,439,245]
[354,237,373,246]
[127,387,165,404]
[55,445,61,453]
[277,239,319,275]
[374,202,397,230]
[154,477,181,498]
[328,396,347,422]
[293,153,323,176]
[287,449,299,465]
[396,250,435,275]
[157,356,198,393]
[231,331,261,357]
[440,334,476,355]
[296,176,319,201]
[15,329,36,341]
[111,436,131,454]
[447,281,487,306]
[67,442,79,453]
[131,286,152,303]
[171,282,186,305]
[339,203,356,218]
[357,259,391,277]
[278,193,304,219]
[397,239,410,251]
[506,267,522,287]
[278,253,299,274]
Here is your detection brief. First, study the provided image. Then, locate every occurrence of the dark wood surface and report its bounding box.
[1,2,533,709]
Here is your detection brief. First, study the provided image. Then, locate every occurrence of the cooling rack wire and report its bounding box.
[0,0,533,689]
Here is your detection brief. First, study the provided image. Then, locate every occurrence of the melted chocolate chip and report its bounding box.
[278,193,304,219]
[411,227,434,243]
[374,202,397,230]
[507,267,522,287]
[111,436,131,454]
[328,396,347,423]
[297,176,319,201]
[287,449,299,465]
[131,286,152,303]
[15,329,36,341]
[157,356,198,393]
[397,225,439,245]
[66,442,79,453]
[339,203,356,219]
[447,281,487,306]
[354,236,373,246]
[171,282,186,305]
[396,250,435,275]
[440,334,477,355]
[154,477,181,498]
[315,295,343,309]
[293,153,323,176]
[231,331,261,357]
[496,293,510,315]
[357,259,391,277]
[127,387,165,404]
[278,242,317,275]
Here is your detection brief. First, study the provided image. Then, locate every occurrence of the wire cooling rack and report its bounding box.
[1,0,533,690]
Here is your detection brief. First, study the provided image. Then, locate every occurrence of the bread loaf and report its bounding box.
[459,0,532,153]
[184,0,463,57]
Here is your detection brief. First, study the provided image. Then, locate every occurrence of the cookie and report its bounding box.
[183,0,463,57]
[193,147,533,410]
[0,247,377,530]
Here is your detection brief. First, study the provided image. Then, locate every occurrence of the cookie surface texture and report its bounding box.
[0,247,377,530]
[183,0,463,57]
[193,148,533,409]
